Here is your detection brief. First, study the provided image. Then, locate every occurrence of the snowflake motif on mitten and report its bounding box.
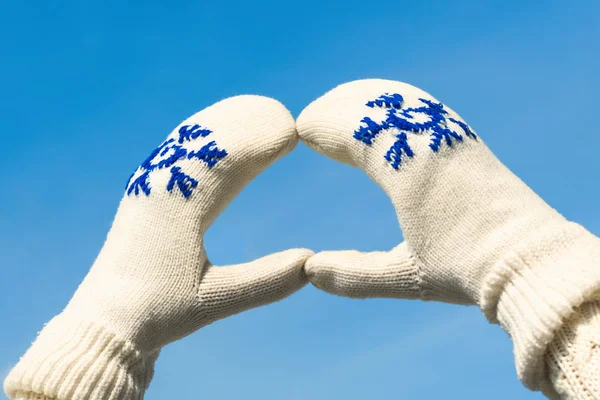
[125,124,228,198]
[353,93,477,169]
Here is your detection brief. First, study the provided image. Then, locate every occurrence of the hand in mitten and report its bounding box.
[297,79,600,399]
[4,95,312,400]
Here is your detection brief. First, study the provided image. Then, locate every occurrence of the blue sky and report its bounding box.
[1,1,598,399]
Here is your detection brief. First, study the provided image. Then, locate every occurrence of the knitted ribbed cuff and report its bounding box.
[480,222,600,392]
[4,314,159,400]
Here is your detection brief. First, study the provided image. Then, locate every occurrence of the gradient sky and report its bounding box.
[1,1,599,399]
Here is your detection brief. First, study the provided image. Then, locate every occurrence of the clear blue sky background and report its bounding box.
[1,1,598,399]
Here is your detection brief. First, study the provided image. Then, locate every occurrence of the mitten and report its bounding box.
[4,95,312,400]
[297,79,600,398]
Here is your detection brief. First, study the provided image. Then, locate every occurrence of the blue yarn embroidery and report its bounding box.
[354,93,477,169]
[178,124,212,143]
[166,167,198,199]
[187,141,228,167]
[127,171,151,196]
[126,124,228,198]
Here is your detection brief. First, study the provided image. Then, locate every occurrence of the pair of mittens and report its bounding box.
[6,80,600,400]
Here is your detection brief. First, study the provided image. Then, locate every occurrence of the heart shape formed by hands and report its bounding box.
[5,81,600,400]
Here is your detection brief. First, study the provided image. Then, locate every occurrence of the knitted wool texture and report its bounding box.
[545,300,600,399]
[297,79,600,398]
[4,95,313,400]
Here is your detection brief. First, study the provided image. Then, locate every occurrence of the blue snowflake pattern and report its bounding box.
[353,93,477,169]
[125,124,228,198]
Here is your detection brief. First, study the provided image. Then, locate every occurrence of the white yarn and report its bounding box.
[298,79,600,398]
[4,95,313,400]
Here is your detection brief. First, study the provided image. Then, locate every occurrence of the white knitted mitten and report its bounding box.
[4,95,312,400]
[297,79,600,397]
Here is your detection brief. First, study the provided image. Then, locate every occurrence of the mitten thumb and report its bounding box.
[199,248,313,324]
[305,243,424,300]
